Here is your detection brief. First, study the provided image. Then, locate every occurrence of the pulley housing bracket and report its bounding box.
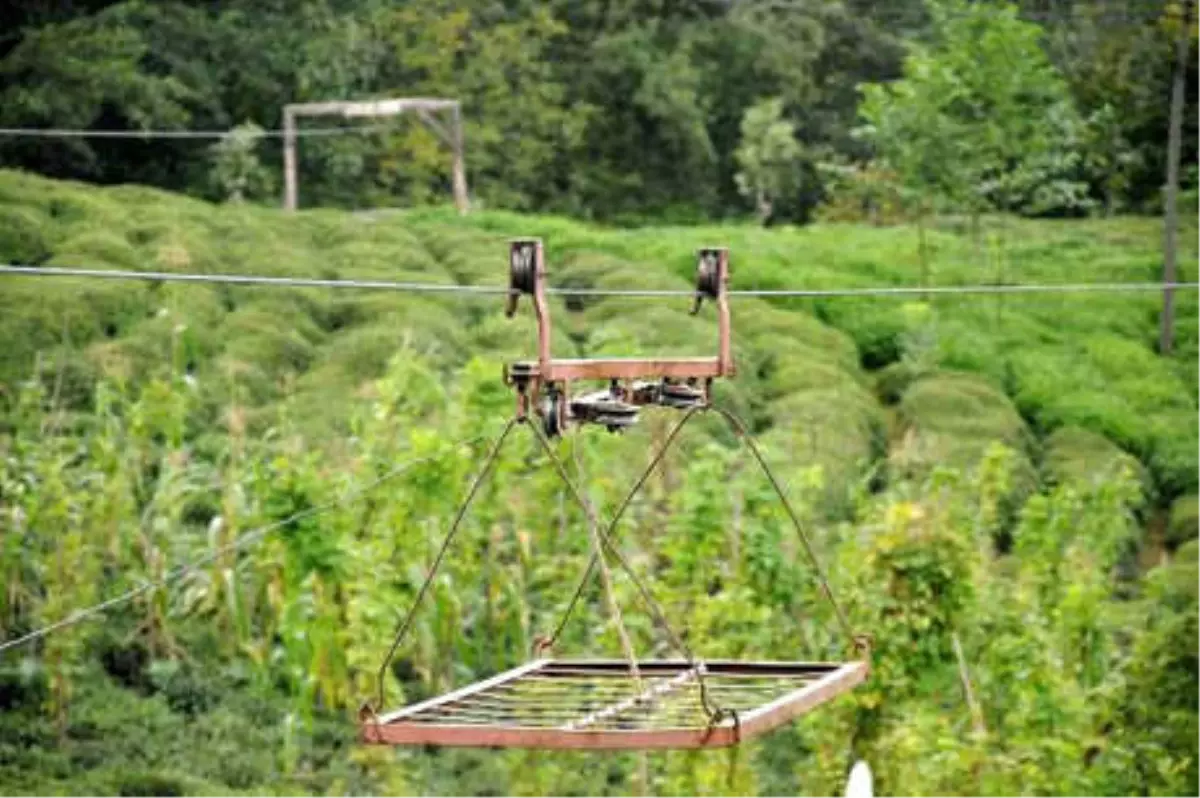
[504,238,734,436]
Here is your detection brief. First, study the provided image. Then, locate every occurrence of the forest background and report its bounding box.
[0,0,1197,796]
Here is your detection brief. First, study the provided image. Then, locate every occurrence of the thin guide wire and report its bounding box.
[0,435,486,655]
[1,264,1195,299]
[0,124,394,140]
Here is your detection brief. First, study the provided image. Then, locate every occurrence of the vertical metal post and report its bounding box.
[283,106,298,212]
[531,239,550,371]
[451,103,470,215]
[696,247,734,377]
[1159,0,1192,354]
[715,248,733,377]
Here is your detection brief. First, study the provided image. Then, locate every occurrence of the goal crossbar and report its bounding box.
[282,97,469,214]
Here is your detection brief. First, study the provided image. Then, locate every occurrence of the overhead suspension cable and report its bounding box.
[0,124,393,140]
[1,264,1195,299]
[0,435,486,656]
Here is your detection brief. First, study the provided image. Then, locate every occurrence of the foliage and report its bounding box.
[734,98,804,225]
[207,123,272,204]
[857,0,1088,220]
[1166,494,1198,550]
[0,171,1195,796]
[813,158,908,225]
[3,0,1191,221]
[1041,425,1147,493]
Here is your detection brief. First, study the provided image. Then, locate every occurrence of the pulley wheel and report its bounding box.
[541,390,563,438]
[692,249,722,314]
[507,241,538,317]
[511,248,537,294]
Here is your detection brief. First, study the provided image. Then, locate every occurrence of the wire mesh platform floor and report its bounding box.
[361,659,868,750]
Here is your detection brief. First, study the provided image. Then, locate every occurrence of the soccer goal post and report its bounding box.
[282,97,469,214]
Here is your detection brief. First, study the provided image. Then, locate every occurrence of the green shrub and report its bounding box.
[1042,425,1146,492]
[49,230,143,269]
[1176,537,1200,564]
[581,310,712,359]
[814,298,907,368]
[114,770,193,797]
[874,360,923,404]
[891,371,1035,486]
[0,279,151,389]
[1166,495,1198,550]
[738,304,861,374]
[1145,420,1200,503]
[763,385,885,516]
[0,206,51,263]
[469,309,578,359]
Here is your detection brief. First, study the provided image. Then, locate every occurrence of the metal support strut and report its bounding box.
[503,240,733,438]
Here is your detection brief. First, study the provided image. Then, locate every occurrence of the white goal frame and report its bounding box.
[282,97,469,213]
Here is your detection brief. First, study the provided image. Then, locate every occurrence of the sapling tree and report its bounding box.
[857,0,1085,271]
[209,122,271,203]
[734,97,804,225]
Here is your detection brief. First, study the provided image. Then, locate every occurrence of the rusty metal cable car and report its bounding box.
[359,240,870,750]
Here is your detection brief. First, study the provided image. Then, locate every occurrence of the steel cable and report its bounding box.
[0,437,483,655]
[3,264,1195,299]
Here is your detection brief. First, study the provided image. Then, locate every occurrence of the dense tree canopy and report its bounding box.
[0,0,1193,222]
[0,3,1196,795]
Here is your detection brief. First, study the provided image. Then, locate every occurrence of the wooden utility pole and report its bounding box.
[283,106,298,213]
[1159,0,1192,354]
[281,97,469,214]
[451,103,469,214]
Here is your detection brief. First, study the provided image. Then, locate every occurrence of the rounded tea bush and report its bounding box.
[1166,495,1198,551]
[0,206,51,263]
[891,370,1035,486]
[1042,425,1147,493]
[1176,537,1200,564]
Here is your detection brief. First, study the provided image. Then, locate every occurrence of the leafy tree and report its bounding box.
[371,2,589,212]
[208,123,271,203]
[734,98,803,224]
[1030,0,1198,212]
[857,0,1086,224]
[0,9,192,181]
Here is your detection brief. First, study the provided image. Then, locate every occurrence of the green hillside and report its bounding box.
[0,170,1196,796]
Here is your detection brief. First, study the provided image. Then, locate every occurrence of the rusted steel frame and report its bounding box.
[710,247,734,377]
[504,240,733,426]
[363,659,859,749]
[563,664,704,731]
[538,659,843,675]
[364,721,740,749]
[542,358,721,382]
[508,240,732,378]
[737,661,869,740]
[374,658,549,726]
[528,240,551,374]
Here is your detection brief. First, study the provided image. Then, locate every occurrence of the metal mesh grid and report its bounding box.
[362,659,868,750]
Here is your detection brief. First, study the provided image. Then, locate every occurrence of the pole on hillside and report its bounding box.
[283,108,298,212]
[451,103,470,215]
[1159,0,1192,354]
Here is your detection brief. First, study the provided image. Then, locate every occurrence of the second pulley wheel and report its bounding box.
[506,240,539,317]
[570,389,639,433]
[541,390,564,438]
[691,248,722,315]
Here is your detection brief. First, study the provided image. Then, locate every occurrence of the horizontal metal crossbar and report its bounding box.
[510,357,723,382]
